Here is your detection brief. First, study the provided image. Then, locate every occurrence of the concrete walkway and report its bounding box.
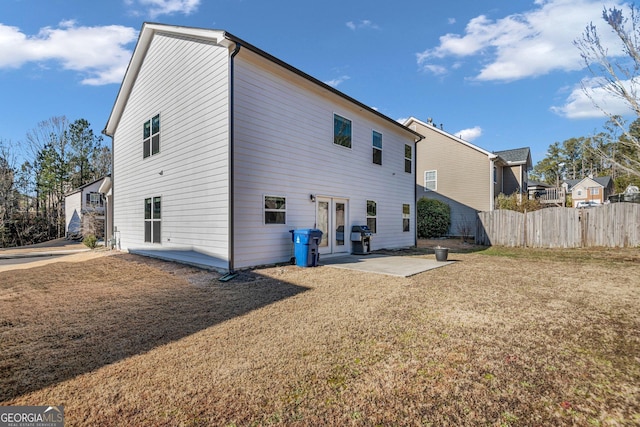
[321,253,454,277]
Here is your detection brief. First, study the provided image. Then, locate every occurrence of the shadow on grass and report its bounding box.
[0,254,309,402]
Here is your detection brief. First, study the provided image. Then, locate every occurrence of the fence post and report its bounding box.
[523,209,527,248]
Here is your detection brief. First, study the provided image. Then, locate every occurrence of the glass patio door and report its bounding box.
[317,197,348,255]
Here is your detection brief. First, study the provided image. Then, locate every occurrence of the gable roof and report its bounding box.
[104,23,422,142]
[495,147,530,164]
[564,176,612,190]
[64,175,111,197]
[404,117,497,159]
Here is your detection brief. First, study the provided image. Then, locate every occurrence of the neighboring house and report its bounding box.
[103,23,423,271]
[64,176,109,239]
[493,147,533,195]
[563,176,614,206]
[404,117,531,237]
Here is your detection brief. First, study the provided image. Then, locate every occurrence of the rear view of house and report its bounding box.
[103,23,422,271]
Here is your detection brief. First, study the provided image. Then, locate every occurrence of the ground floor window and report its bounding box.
[144,196,161,243]
[402,204,410,232]
[424,170,437,191]
[367,200,377,233]
[264,195,286,224]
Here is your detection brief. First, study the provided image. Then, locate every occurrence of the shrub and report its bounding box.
[496,192,542,213]
[83,234,98,249]
[417,197,451,238]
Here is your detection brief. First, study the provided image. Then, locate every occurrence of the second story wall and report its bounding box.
[412,121,493,212]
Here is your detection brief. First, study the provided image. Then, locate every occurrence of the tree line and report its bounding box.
[0,117,110,248]
[532,6,640,194]
[531,116,640,193]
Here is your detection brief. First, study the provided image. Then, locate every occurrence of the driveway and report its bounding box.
[0,238,100,272]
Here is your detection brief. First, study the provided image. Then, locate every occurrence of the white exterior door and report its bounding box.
[317,197,349,255]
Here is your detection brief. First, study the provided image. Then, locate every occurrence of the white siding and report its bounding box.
[232,52,416,268]
[65,192,82,237]
[112,33,231,263]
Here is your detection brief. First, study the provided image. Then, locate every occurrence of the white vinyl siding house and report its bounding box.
[105,23,422,271]
[64,176,109,239]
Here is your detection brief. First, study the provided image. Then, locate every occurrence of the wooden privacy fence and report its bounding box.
[476,204,640,248]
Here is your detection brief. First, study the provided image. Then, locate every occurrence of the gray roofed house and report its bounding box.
[494,147,532,195]
[563,176,614,206]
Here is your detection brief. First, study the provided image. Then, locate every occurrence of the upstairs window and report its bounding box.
[86,192,103,207]
[367,200,377,233]
[424,170,437,191]
[372,131,382,165]
[143,114,160,158]
[404,144,412,173]
[334,114,352,148]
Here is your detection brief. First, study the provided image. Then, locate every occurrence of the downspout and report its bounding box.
[228,41,241,273]
[414,138,419,247]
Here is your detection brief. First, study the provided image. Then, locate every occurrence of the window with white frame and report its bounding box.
[577,189,583,196]
[590,187,599,195]
[144,196,161,243]
[143,114,160,158]
[372,130,382,165]
[333,114,352,148]
[264,195,286,224]
[404,144,412,173]
[402,204,410,232]
[367,200,377,233]
[86,192,103,207]
[424,170,437,191]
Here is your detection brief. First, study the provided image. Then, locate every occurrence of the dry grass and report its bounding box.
[1,245,639,426]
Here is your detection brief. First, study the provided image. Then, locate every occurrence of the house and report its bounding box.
[103,23,423,271]
[494,147,533,195]
[64,176,109,239]
[563,176,614,206]
[404,117,532,237]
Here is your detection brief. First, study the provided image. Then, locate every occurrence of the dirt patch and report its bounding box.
[1,248,639,426]
[417,237,486,251]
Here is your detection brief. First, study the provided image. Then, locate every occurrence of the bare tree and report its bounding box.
[575,6,640,178]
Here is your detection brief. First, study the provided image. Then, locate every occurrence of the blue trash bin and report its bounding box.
[291,229,323,267]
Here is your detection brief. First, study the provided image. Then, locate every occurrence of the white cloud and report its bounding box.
[0,22,137,85]
[417,0,627,81]
[455,126,482,141]
[551,77,637,118]
[324,75,350,88]
[346,20,379,31]
[448,18,456,25]
[130,0,201,18]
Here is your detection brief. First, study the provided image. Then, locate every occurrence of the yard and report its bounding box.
[1,244,639,426]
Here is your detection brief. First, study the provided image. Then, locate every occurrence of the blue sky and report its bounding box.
[0,0,636,166]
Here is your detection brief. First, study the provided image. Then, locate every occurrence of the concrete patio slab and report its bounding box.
[320,253,454,277]
[129,249,228,271]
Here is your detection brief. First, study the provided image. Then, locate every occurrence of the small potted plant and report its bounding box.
[434,245,449,262]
